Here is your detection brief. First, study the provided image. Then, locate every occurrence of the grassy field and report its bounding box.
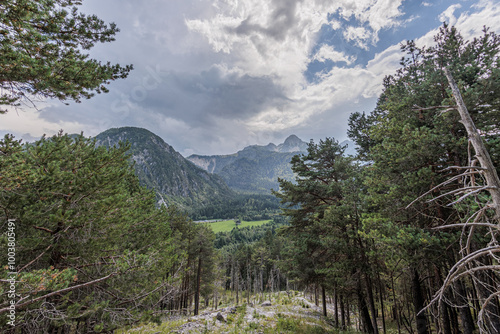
[204,219,272,233]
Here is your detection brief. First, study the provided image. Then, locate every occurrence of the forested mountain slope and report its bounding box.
[95,127,234,211]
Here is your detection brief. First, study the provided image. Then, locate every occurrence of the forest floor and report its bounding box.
[118,291,361,333]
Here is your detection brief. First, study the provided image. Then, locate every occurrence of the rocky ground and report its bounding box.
[119,292,350,333]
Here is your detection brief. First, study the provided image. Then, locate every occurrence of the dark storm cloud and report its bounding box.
[139,66,290,126]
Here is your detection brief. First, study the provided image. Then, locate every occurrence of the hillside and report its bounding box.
[118,292,340,333]
[95,127,234,211]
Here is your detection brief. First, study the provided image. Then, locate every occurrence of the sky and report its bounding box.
[1,0,500,156]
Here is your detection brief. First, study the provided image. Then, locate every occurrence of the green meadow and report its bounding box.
[205,219,272,233]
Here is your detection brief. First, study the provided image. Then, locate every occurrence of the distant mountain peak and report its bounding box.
[278,134,308,153]
[284,134,300,142]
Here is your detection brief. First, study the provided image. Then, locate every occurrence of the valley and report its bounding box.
[200,219,272,234]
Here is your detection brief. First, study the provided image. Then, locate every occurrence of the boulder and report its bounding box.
[261,301,272,307]
[216,312,225,322]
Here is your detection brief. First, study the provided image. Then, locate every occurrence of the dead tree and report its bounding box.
[410,68,500,333]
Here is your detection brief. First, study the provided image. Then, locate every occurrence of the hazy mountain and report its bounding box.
[187,135,309,194]
[188,136,357,194]
[95,127,234,210]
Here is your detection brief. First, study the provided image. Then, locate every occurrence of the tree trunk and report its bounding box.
[377,273,386,334]
[444,67,500,219]
[322,285,327,317]
[194,254,202,316]
[334,288,339,327]
[358,280,375,334]
[412,269,429,334]
[340,294,346,330]
[314,283,319,306]
[365,274,379,334]
[454,279,475,334]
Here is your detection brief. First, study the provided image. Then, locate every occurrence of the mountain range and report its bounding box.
[95,127,234,211]
[94,127,356,216]
[188,135,356,194]
[187,135,308,194]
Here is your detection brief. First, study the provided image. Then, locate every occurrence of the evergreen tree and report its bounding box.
[0,133,182,333]
[349,24,500,333]
[0,0,132,112]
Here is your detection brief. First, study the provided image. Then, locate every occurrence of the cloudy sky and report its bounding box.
[2,0,500,156]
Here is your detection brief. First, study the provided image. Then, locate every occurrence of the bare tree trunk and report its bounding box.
[247,261,251,303]
[377,273,386,334]
[454,279,474,334]
[340,294,346,330]
[236,262,239,305]
[314,283,319,306]
[357,279,375,334]
[444,67,500,219]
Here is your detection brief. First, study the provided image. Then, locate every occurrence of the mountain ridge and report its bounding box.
[95,127,234,211]
[187,135,309,194]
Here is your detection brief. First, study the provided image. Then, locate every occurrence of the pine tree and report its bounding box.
[0,132,183,333]
[0,0,132,112]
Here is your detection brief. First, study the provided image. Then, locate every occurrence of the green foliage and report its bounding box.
[0,132,187,333]
[0,0,132,112]
[345,24,500,333]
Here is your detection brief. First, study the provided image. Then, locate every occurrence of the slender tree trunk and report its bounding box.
[365,274,379,334]
[247,261,251,303]
[236,263,239,305]
[340,294,346,330]
[391,277,401,334]
[322,285,327,317]
[334,288,339,327]
[358,280,375,334]
[377,273,386,334]
[346,296,351,328]
[194,254,202,315]
[412,269,429,334]
[454,279,475,334]
[314,283,319,306]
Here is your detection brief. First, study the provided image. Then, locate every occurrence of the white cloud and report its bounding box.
[343,26,372,50]
[416,0,500,49]
[185,0,407,86]
[0,108,84,141]
[4,0,500,156]
[439,4,462,26]
[312,45,356,65]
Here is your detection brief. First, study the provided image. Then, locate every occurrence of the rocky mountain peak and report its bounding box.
[277,134,308,153]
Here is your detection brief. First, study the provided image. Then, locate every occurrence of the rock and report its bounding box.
[228,307,237,314]
[216,312,225,322]
[261,301,272,307]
